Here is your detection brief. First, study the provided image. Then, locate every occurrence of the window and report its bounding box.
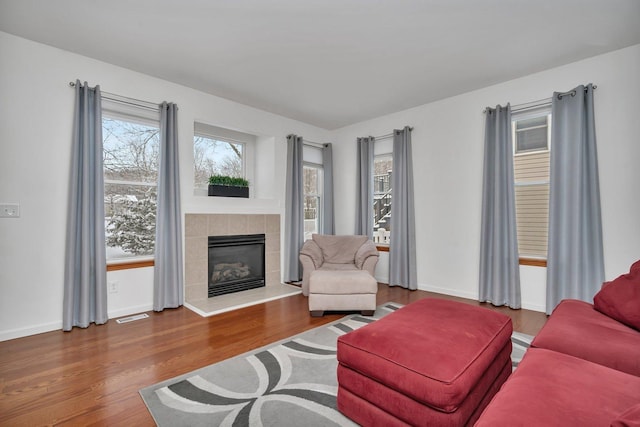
[303,164,323,240]
[102,114,160,261]
[194,135,244,188]
[513,110,551,263]
[373,139,393,245]
[193,123,255,193]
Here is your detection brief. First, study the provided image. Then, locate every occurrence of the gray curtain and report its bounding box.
[154,102,184,311]
[321,143,335,234]
[284,134,304,282]
[389,127,417,290]
[479,104,521,309]
[355,136,375,238]
[63,80,108,331]
[546,84,604,314]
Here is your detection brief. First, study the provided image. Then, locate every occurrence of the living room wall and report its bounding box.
[331,44,640,312]
[0,31,331,341]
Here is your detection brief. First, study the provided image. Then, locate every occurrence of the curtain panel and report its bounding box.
[284,134,304,282]
[153,102,184,311]
[63,80,108,331]
[355,136,375,238]
[546,84,604,314]
[389,126,418,289]
[321,143,335,235]
[479,104,521,309]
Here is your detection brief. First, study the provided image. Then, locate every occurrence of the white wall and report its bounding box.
[331,44,640,312]
[0,32,330,341]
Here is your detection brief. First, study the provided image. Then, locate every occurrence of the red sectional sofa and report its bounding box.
[476,261,640,426]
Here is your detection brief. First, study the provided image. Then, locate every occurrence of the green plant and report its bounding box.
[208,174,249,187]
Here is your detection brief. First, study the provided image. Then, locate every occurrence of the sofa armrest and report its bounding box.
[355,240,379,269]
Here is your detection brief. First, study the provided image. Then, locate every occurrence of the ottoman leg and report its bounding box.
[361,310,374,316]
[310,310,324,317]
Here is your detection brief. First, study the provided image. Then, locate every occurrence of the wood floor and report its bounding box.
[0,285,547,426]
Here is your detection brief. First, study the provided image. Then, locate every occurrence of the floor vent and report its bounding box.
[116,313,149,324]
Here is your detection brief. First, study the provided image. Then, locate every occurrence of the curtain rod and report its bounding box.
[303,139,327,148]
[69,81,160,112]
[372,126,414,141]
[483,85,597,114]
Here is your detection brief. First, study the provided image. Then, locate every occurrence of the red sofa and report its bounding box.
[476,260,640,427]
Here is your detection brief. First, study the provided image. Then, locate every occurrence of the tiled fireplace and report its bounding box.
[184,214,283,311]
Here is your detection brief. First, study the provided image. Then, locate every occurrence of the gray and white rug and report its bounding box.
[140,303,532,426]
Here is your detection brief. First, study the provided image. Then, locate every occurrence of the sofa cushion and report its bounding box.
[611,403,640,427]
[531,299,640,376]
[312,234,368,264]
[593,259,640,331]
[337,298,512,412]
[475,348,640,427]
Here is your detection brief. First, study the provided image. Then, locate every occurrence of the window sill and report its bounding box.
[519,257,547,267]
[107,259,154,271]
[376,245,390,252]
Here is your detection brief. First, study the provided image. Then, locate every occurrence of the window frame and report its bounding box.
[373,141,393,248]
[193,122,256,196]
[302,161,324,239]
[102,104,161,267]
[193,133,247,189]
[512,108,552,266]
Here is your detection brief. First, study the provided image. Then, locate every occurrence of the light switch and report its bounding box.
[0,203,20,218]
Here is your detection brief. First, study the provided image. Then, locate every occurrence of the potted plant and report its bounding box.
[208,175,250,198]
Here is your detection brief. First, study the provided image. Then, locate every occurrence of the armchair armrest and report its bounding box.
[355,240,379,269]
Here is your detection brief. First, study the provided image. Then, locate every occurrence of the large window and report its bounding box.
[373,141,393,245]
[103,115,160,261]
[303,164,323,240]
[513,110,551,262]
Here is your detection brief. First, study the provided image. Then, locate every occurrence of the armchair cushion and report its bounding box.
[312,234,368,264]
[594,259,640,331]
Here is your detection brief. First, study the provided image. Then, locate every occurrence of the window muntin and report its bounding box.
[103,116,159,261]
[512,111,551,261]
[194,134,245,189]
[303,163,323,241]
[373,153,392,245]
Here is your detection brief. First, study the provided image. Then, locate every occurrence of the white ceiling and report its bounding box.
[1,0,639,129]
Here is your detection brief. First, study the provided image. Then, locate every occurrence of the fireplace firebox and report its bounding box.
[208,234,266,297]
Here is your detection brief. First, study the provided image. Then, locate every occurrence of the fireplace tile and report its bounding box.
[185,259,207,286]
[266,214,280,233]
[247,214,266,234]
[207,214,230,236]
[185,236,206,261]
[185,214,207,237]
[228,215,248,235]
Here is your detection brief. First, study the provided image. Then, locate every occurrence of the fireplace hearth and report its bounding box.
[208,234,266,297]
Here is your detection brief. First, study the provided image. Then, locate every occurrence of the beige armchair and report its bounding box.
[299,234,379,296]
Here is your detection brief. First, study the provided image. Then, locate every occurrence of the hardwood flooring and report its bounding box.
[0,285,547,426]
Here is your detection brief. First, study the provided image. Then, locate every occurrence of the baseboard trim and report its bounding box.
[108,304,154,320]
[0,321,62,342]
[0,304,156,342]
[417,283,478,300]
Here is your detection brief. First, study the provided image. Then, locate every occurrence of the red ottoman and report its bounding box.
[337,298,513,427]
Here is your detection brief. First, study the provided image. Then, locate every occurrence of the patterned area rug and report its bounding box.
[140,303,532,426]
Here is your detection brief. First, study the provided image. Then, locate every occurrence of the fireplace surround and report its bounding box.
[184,214,281,306]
